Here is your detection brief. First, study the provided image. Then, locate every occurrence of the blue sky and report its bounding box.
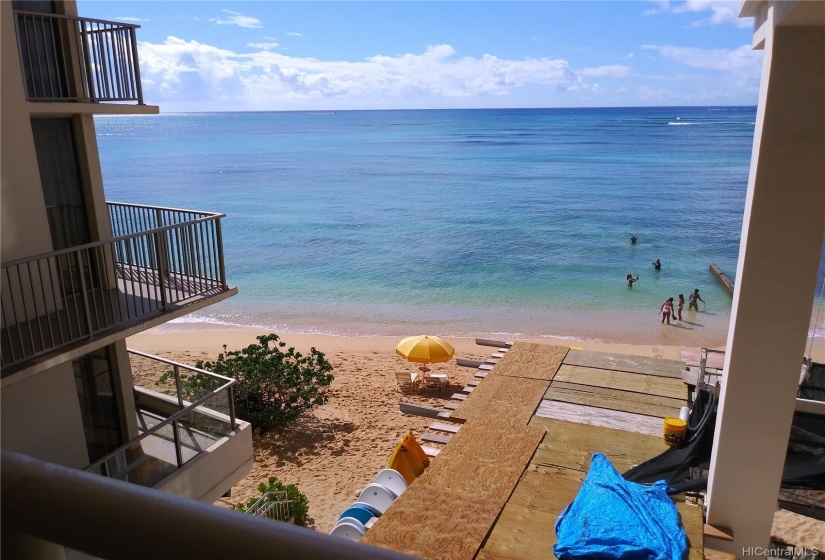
[78,1,762,112]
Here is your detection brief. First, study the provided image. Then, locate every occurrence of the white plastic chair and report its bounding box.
[351,501,382,517]
[357,483,396,514]
[330,518,366,540]
[373,468,408,498]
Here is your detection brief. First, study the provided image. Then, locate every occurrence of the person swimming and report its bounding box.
[630,236,638,245]
[653,259,661,270]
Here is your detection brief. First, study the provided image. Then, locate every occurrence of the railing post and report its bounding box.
[76,250,94,339]
[79,20,95,102]
[228,384,237,430]
[173,364,184,408]
[172,420,184,468]
[129,26,144,104]
[215,219,227,289]
[154,209,168,310]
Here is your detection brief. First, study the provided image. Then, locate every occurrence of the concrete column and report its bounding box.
[705,17,825,554]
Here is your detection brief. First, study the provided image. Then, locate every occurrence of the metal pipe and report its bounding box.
[2,451,419,560]
[172,419,184,467]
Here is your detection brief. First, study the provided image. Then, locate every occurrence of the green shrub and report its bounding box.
[163,333,334,432]
[237,477,310,527]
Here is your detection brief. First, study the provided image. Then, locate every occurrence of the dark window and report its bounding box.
[31,117,90,250]
[73,347,123,462]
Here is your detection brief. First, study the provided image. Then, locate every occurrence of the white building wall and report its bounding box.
[1,362,89,468]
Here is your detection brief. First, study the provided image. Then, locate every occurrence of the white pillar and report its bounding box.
[706,16,825,554]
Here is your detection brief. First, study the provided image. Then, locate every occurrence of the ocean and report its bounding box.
[94,107,820,346]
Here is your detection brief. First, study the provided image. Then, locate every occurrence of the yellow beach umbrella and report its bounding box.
[395,335,455,365]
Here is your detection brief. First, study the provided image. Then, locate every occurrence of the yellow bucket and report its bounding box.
[663,418,687,447]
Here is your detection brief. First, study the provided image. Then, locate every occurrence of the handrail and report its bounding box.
[12,10,142,29]
[85,348,236,477]
[13,10,145,103]
[0,213,224,269]
[3,451,420,560]
[107,201,220,217]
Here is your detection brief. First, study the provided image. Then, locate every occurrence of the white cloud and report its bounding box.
[673,0,751,27]
[286,32,303,37]
[247,42,280,50]
[644,0,752,28]
[210,10,262,29]
[137,38,585,110]
[643,44,761,73]
[117,16,149,23]
[579,65,632,78]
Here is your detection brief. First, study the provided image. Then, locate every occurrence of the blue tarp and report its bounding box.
[554,453,688,560]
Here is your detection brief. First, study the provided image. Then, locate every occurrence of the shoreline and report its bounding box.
[125,322,823,532]
[136,319,825,363]
[129,321,710,362]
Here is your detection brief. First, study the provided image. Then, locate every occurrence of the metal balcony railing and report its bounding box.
[13,10,144,103]
[1,203,228,372]
[85,349,237,487]
[245,491,293,522]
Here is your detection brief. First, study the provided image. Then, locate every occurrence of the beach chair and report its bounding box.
[423,372,448,391]
[338,505,378,525]
[358,483,397,514]
[330,518,366,540]
[396,371,420,394]
[373,468,408,498]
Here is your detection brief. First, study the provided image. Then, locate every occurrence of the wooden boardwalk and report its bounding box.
[364,342,704,560]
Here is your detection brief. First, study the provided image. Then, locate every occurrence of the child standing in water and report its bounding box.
[627,274,640,288]
[677,294,685,321]
[661,297,675,324]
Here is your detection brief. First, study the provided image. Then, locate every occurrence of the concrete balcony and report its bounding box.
[87,349,253,502]
[1,202,237,379]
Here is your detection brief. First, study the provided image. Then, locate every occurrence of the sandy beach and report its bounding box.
[126,322,709,532]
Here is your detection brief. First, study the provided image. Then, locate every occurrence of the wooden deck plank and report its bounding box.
[563,349,686,378]
[422,433,451,444]
[528,417,665,472]
[549,381,685,409]
[534,400,664,437]
[421,445,441,457]
[544,385,682,418]
[553,364,687,400]
[430,422,461,434]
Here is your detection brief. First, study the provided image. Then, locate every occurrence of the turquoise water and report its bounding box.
[96,107,770,345]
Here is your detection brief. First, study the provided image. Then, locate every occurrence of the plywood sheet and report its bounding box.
[491,343,568,381]
[364,488,505,559]
[544,385,682,418]
[363,421,544,560]
[451,376,549,424]
[535,400,664,437]
[564,349,685,378]
[553,364,687,400]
